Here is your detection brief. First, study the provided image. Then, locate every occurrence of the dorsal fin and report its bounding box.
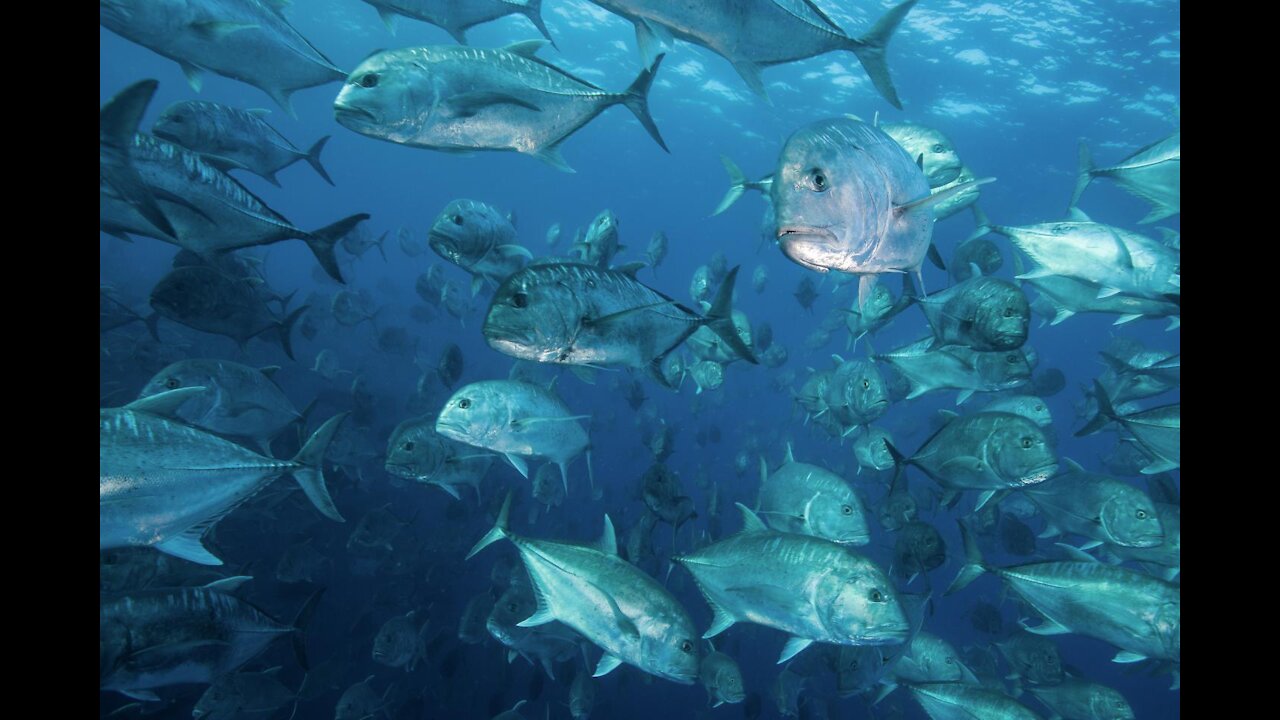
[783,442,795,464]
[735,502,767,533]
[599,515,618,555]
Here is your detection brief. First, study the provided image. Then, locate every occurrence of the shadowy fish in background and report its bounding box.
[361,0,554,45]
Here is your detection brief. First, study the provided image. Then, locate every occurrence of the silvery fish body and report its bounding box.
[487,572,586,678]
[674,505,907,663]
[334,42,667,172]
[880,122,964,188]
[1022,463,1164,549]
[101,390,345,565]
[1028,678,1135,720]
[152,100,332,186]
[138,359,301,452]
[897,411,1058,494]
[428,199,529,294]
[1024,274,1179,326]
[917,276,1030,351]
[907,682,1043,720]
[877,338,1032,403]
[386,415,493,501]
[891,631,980,684]
[758,445,869,545]
[100,0,345,113]
[589,0,918,107]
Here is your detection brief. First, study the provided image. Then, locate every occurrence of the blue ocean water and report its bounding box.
[101,2,1179,718]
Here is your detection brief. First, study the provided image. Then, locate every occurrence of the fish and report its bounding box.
[573,210,625,269]
[1023,274,1180,328]
[698,647,745,707]
[1072,132,1180,224]
[949,523,1180,670]
[468,493,701,684]
[137,359,308,454]
[148,266,307,360]
[482,263,756,385]
[995,630,1065,687]
[876,340,1033,404]
[100,389,347,565]
[428,199,531,296]
[879,122,964,188]
[645,231,669,274]
[906,682,1042,720]
[100,129,368,283]
[916,275,1030,351]
[100,0,346,114]
[362,0,554,44]
[1076,381,1179,474]
[151,100,332,186]
[372,610,429,671]
[757,444,869,545]
[486,569,586,678]
[673,504,908,664]
[100,80,177,241]
[334,41,668,172]
[885,411,1057,511]
[435,379,591,489]
[100,578,323,700]
[1028,677,1135,720]
[1023,459,1165,549]
[386,415,493,501]
[192,666,299,720]
[771,117,992,309]
[589,0,919,107]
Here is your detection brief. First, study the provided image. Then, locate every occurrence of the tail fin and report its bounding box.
[965,204,993,243]
[467,490,513,559]
[945,520,987,595]
[375,231,388,262]
[521,0,556,48]
[275,304,309,361]
[290,413,349,522]
[1075,379,1117,437]
[290,587,326,672]
[704,266,758,364]
[304,136,334,186]
[847,0,918,110]
[712,156,748,216]
[619,54,669,153]
[1069,141,1095,210]
[100,79,178,239]
[305,213,371,284]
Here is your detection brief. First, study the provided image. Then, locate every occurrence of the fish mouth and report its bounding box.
[1126,533,1166,548]
[837,532,871,546]
[856,625,910,645]
[1018,463,1060,485]
[777,227,839,272]
[334,101,377,123]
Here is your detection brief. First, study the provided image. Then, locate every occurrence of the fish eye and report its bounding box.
[945,657,955,665]
[862,379,870,389]
[849,659,859,671]
[869,589,884,603]
[165,377,180,389]
[508,602,518,613]
[1136,509,1148,519]
[1020,437,1033,448]
[452,214,463,225]
[1006,354,1018,364]
[1003,307,1014,317]
[512,292,528,309]
[458,398,471,409]
[842,504,853,515]
[680,640,694,653]
[809,169,828,192]
[932,144,945,153]
[360,73,379,88]
[402,441,415,452]
[1035,404,1044,411]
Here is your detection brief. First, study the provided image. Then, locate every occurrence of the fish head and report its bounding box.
[483,267,583,363]
[585,210,619,252]
[385,417,448,479]
[861,430,895,471]
[429,200,505,268]
[639,619,701,685]
[703,653,745,704]
[882,122,964,187]
[975,349,1034,389]
[150,101,210,148]
[1099,492,1165,548]
[335,49,436,138]
[807,491,870,546]
[820,562,908,645]
[895,521,946,571]
[773,119,927,275]
[971,279,1030,350]
[690,266,711,301]
[435,383,505,447]
[1090,686,1137,720]
[192,679,232,719]
[845,362,890,420]
[988,415,1057,486]
[833,646,885,695]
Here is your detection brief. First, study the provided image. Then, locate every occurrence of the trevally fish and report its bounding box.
[483,263,757,385]
[435,379,591,488]
[468,493,701,684]
[674,504,908,664]
[100,80,177,240]
[138,359,308,453]
[1029,678,1135,720]
[152,100,333,186]
[906,682,1042,720]
[334,41,667,172]
[1024,274,1180,328]
[915,275,1030,351]
[572,209,624,269]
[1072,131,1180,224]
[385,414,494,501]
[100,130,368,283]
[99,0,346,114]
[771,117,991,309]
[428,199,531,295]
[363,0,552,43]
[101,578,323,701]
[876,339,1032,404]
[949,523,1180,672]
[1022,459,1164,549]
[880,122,964,188]
[487,570,587,679]
[589,0,918,108]
[699,647,745,708]
[885,411,1057,511]
[148,266,307,360]
[757,440,870,540]
[100,389,347,565]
